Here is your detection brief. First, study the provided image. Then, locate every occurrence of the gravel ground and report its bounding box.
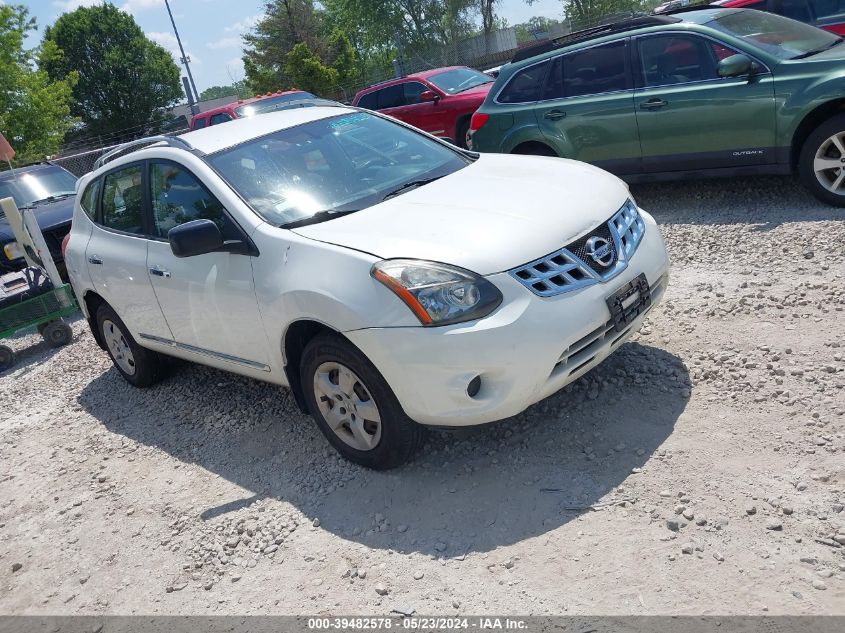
[0,175,843,615]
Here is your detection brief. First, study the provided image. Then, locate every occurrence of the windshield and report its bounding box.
[0,165,77,211]
[708,9,842,60]
[235,92,316,117]
[208,111,469,226]
[428,68,493,94]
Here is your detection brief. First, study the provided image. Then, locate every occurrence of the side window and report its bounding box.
[192,117,207,129]
[563,41,628,97]
[638,35,719,87]
[377,84,404,109]
[101,165,145,235]
[812,0,845,20]
[79,178,101,221]
[497,59,550,103]
[402,81,428,105]
[356,90,379,110]
[149,161,234,239]
[210,113,232,126]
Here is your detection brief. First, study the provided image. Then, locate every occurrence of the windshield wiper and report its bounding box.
[282,209,360,229]
[29,193,75,206]
[792,37,844,59]
[382,176,444,201]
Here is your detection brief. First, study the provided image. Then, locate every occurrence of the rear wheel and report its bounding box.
[799,114,845,206]
[456,118,471,150]
[96,304,164,387]
[0,345,15,372]
[512,142,557,157]
[300,333,426,469]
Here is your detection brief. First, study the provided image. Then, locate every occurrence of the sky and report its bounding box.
[24,0,565,95]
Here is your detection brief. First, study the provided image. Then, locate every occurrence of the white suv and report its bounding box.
[66,106,670,469]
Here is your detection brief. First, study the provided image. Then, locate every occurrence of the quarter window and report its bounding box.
[356,90,379,110]
[101,165,145,235]
[79,178,101,221]
[497,60,550,103]
[148,161,232,239]
[638,35,721,87]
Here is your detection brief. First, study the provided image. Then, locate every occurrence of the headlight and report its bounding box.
[371,259,502,326]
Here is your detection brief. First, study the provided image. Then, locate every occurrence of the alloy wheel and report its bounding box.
[102,319,136,376]
[313,361,382,451]
[813,131,845,193]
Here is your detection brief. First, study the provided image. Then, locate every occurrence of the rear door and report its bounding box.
[535,40,642,175]
[632,32,777,172]
[84,162,172,340]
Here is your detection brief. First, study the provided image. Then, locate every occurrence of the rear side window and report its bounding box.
[192,117,207,129]
[79,178,101,220]
[101,165,145,235]
[560,41,629,98]
[812,0,845,19]
[771,0,814,21]
[210,113,232,125]
[355,90,379,109]
[497,60,550,103]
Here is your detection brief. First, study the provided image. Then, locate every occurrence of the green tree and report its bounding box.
[199,82,248,101]
[285,42,339,94]
[243,0,324,94]
[559,0,645,29]
[0,4,76,165]
[41,3,182,141]
[326,28,357,84]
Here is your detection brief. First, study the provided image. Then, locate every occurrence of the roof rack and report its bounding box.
[655,3,727,15]
[511,14,681,63]
[93,135,197,170]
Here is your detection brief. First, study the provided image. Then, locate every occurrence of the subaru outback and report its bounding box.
[469,8,845,206]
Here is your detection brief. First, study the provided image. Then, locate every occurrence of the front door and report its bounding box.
[536,40,642,176]
[633,33,777,172]
[144,160,271,373]
[397,81,446,137]
[85,162,172,341]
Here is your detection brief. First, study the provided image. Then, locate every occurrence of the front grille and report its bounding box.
[510,200,645,297]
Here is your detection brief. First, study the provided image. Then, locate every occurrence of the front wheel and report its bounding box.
[799,114,845,206]
[300,333,426,469]
[42,320,73,348]
[0,345,16,372]
[456,118,471,150]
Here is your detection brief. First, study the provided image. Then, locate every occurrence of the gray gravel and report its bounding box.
[0,175,843,615]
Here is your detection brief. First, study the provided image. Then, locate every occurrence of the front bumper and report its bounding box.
[345,210,670,427]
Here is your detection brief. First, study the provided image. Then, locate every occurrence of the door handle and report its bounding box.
[544,109,566,120]
[639,98,668,110]
[88,255,103,265]
[149,267,171,278]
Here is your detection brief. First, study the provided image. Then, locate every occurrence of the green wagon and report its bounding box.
[0,283,77,371]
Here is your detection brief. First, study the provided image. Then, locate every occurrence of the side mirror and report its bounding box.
[718,54,753,78]
[419,90,440,103]
[168,219,228,257]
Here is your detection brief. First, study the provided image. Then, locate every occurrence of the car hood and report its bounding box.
[0,196,74,241]
[291,154,630,275]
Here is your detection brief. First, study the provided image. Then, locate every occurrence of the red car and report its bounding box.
[712,0,845,35]
[189,90,316,130]
[352,66,495,148]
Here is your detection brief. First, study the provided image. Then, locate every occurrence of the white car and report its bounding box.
[65,106,670,469]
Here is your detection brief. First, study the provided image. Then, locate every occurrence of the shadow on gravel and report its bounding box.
[0,316,83,378]
[77,341,689,556]
[631,175,845,228]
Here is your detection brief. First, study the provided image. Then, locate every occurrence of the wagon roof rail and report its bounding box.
[93,135,200,170]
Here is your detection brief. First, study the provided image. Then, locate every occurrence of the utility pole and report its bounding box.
[164,0,200,111]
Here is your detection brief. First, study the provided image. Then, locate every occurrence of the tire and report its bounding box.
[456,118,471,150]
[0,345,15,372]
[799,113,845,206]
[41,320,73,348]
[96,304,164,388]
[37,322,49,336]
[300,333,426,469]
